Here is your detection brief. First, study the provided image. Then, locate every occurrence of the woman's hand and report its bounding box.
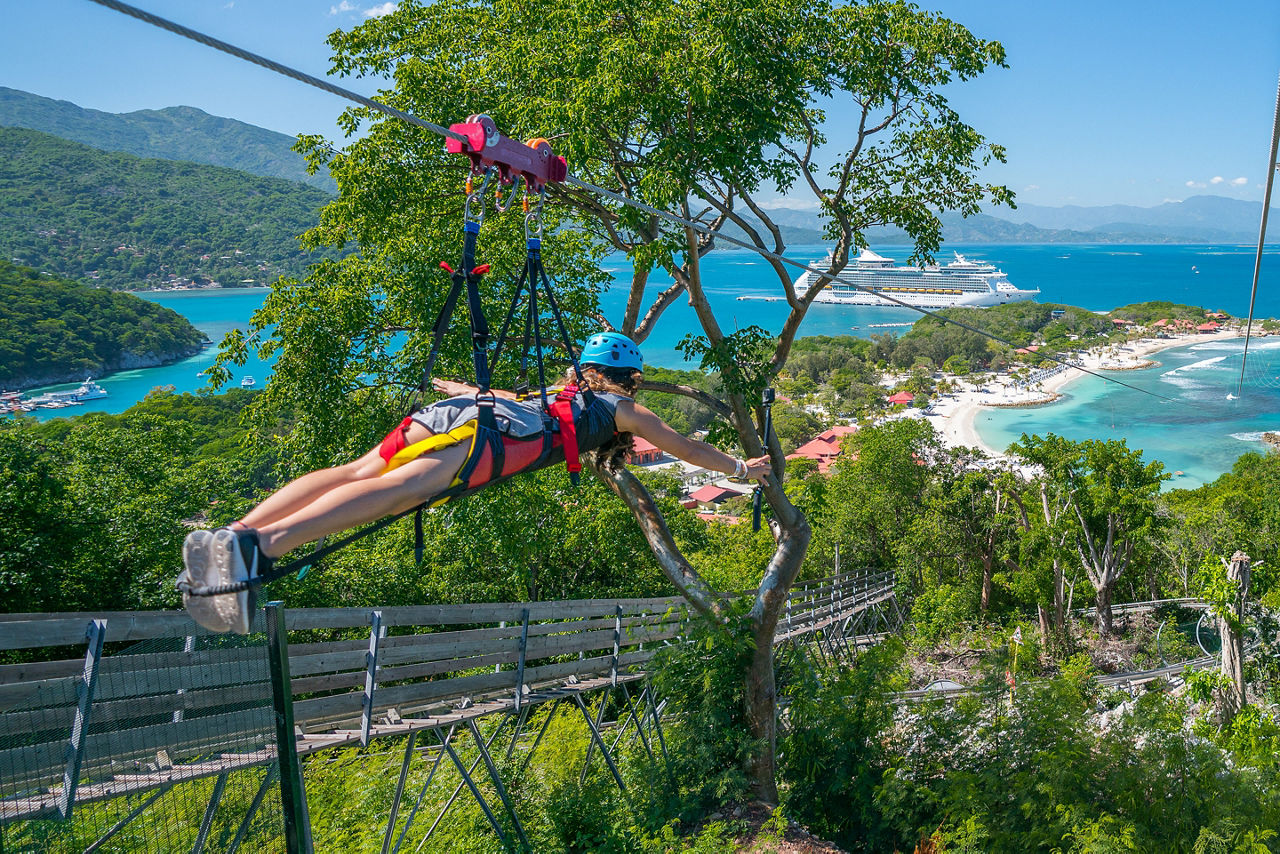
[432,378,475,397]
[744,455,772,483]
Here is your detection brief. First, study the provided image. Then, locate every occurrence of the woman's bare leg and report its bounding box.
[237,451,389,530]
[254,440,471,558]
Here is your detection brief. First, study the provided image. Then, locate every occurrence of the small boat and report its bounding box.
[240,376,257,388]
[74,379,108,400]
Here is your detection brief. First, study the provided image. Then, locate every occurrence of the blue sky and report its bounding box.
[3,0,1278,209]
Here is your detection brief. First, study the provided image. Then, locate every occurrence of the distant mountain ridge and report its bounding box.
[752,195,1279,246]
[0,87,336,194]
[0,127,338,291]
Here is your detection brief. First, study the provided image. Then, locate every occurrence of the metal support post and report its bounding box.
[228,764,279,854]
[435,728,515,852]
[362,610,384,747]
[505,704,531,761]
[191,770,230,854]
[174,634,196,723]
[610,605,622,687]
[421,720,509,850]
[579,690,610,784]
[83,785,172,853]
[574,694,627,792]
[380,731,417,854]
[646,691,670,767]
[59,618,106,819]
[516,699,562,775]
[514,608,529,711]
[391,727,452,854]
[467,719,529,851]
[266,602,313,854]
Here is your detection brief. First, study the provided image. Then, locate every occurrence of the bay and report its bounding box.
[18,243,1280,490]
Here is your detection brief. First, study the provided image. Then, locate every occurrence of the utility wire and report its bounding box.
[86,0,1178,404]
[1236,71,1280,399]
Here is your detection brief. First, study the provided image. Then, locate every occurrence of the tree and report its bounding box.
[1011,434,1166,636]
[223,0,1010,799]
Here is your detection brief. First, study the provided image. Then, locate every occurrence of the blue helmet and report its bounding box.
[580,331,643,371]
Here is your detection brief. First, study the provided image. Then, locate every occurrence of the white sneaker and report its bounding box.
[180,529,224,632]
[210,528,261,635]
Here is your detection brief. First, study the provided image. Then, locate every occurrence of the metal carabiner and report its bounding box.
[463,168,496,226]
[494,175,523,214]
[524,188,547,241]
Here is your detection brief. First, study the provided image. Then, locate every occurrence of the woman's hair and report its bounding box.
[567,364,642,469]
[572,364,642,397]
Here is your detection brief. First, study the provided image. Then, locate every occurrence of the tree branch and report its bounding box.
[583,450,726,620]
[638,380,733,419]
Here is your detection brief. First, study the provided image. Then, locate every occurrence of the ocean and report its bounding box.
[19,243,1280,487]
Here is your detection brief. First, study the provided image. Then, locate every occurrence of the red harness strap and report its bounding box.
[548,383,581,476]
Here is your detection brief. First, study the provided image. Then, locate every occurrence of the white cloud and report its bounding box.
[1210,176,1225,184]
[1023,184,1040,191]
[364,2,397,16]
[1186,180,1207,189]
[1231,177,1248,186]
[329,1,356,14]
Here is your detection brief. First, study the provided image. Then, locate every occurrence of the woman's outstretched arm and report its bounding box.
[615,401,771,481]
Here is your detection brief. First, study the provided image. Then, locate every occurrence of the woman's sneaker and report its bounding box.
[179,529,224,632]
[210,527,267,635]
[179,528,266,634]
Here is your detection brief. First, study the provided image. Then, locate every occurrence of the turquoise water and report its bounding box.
[977,337,1280,489]
[21,287,278,419]
[18,242,1280,488]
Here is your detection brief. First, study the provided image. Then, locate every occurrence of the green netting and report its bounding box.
[1,631,285,853]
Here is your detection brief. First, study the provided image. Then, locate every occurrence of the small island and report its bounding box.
[0,260,206,391]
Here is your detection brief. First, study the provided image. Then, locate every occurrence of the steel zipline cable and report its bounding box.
[1235,72,1280,399]
[86,0,1181,405]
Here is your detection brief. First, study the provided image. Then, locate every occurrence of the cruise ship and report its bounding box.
[794,248,1039,308]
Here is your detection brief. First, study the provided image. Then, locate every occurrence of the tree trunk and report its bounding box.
[745,631,779,803]
[1219,551,1252,725]
[1052,559,1065,633]
[979,554,994,613]
[1096,584,1114,637]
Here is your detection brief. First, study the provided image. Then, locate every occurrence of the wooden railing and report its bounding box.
[0,570,897,823]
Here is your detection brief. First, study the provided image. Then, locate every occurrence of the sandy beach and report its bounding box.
[928,328,1245,456]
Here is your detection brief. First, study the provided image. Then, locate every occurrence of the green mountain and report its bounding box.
[0,127,339,291]
[0,260,205,389]
[0,87,335,193]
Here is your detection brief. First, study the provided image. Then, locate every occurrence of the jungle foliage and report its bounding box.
[0,127,338,291]
[0,260,205,387]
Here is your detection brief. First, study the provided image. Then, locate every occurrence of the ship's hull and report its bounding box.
[808,286,1039,309]
[795,249,1038,309]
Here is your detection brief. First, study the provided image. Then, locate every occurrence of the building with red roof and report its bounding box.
[1197,321,1220,333]
[687,484,745,510]
[628,437,665,465]
[785,424,858,474]
[886,391,915,406]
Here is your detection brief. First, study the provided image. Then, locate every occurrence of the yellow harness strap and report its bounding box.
[379,421,480,506]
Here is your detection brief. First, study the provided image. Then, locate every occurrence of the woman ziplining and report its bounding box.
[178,332,771,634]
[176,119,776,633]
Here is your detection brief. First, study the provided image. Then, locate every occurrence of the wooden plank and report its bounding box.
[1,682,272,738]
[0,612,266,651]
[281,597,686,631]
[0,707,275,795]
[0,654,269,715]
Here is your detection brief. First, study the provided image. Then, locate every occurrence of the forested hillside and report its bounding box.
[0,87,336,192]
[0,127,338,290]
[0,261,205,388]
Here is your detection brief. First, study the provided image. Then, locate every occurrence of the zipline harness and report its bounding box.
[182,116,617,596]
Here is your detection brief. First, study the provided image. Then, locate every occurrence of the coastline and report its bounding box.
[930,329,1245,456]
